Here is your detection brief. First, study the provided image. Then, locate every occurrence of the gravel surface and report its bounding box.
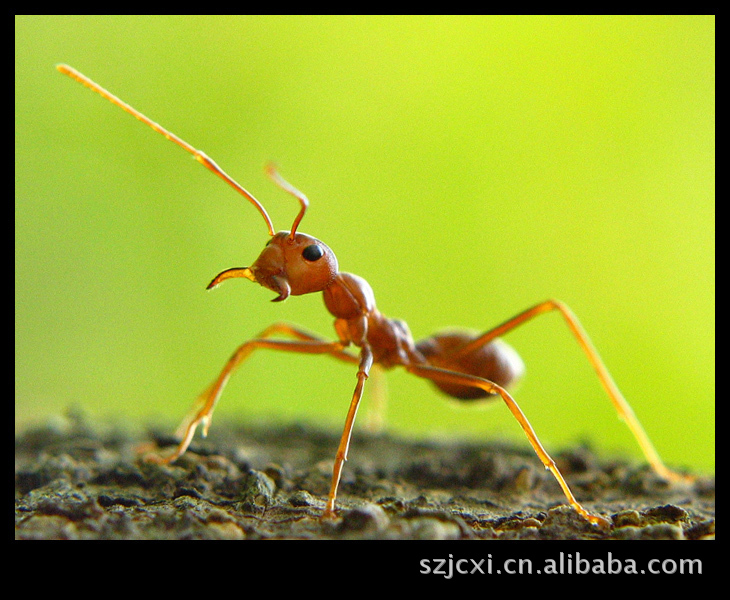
[15,410,714,540]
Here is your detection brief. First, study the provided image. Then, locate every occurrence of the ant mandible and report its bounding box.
[57,64,682,529]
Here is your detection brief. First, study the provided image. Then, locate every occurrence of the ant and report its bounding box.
[57,64,684,528]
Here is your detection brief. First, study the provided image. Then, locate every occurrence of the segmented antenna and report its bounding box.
[265,163,309,240]
[56,64,276,236]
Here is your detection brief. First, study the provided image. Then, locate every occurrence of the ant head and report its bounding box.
[207,166,339,302]
[54,67,338,302]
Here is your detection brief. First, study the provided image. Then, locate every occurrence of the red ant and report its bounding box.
[57,64,684,528]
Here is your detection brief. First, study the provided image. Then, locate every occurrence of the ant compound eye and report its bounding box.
[302,244,324,262]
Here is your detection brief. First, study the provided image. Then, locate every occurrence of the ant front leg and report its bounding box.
[147,323,358,464]
[406,363,612,528]
[323,344,374,519]
[448,299,682,482]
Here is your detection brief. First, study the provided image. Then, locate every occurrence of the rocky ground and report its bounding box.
[15,410,714,540]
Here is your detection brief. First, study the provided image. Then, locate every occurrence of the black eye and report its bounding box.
[302,244,324,261]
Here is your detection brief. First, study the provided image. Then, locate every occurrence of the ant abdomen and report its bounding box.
[416,331,525,400]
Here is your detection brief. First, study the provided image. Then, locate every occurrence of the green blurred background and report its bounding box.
[16,16,714,472]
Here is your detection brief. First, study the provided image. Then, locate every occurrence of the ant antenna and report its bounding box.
[265,163,309,241]
[56,64,276,237]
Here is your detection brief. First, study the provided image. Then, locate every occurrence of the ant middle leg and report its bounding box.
[405,363,612,528]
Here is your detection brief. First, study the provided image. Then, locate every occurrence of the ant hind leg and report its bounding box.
[444,300,685,482]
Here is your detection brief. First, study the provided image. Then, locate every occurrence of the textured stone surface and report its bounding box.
[15,412,714,540]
